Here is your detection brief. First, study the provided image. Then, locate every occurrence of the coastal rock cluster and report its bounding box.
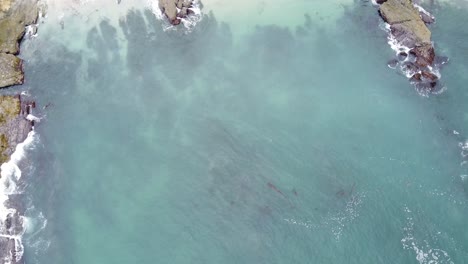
[0,0,38,88]
[376,0,442,92]
[158,0,195,25]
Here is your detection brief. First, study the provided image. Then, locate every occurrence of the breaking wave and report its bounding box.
[0,130,38,264]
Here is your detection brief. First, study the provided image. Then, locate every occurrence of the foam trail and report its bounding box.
[0,130,37,263]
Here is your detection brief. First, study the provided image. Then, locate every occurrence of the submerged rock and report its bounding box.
[377,0,441,92]
[0,0,38,88]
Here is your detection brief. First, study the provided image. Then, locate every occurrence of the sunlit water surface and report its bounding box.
[15,0,468,263]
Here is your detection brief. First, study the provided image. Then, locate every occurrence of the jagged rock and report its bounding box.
[420,11,435,24]
[158,0,194,25]
[410,43,434,67]
[376,0,388,4]
[0,95,33,164]
[378,0,440,90]
[421,71,438,82]
[0,0,38,88]
[402,61,418,73]
[183,0,192,7]
[397,51,408,61]
[158,0,179,25]
[410,72,421,82]
[178,7,188,18]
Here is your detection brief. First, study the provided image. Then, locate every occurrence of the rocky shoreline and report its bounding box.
[375,0,446,93]
[158,0,196,25]
[0,95,34,264]
[0,0,39,88]
[0,0,38,263]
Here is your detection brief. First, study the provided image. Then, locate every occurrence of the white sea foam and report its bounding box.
[0,130,37,263]
[401,206,454,264]
[414,4,435,22]
[26,114,41,123]
[283,191,364,240]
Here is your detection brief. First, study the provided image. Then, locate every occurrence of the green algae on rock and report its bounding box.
[0,0,38,88]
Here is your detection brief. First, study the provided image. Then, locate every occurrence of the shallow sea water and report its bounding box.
[14,0,468,263]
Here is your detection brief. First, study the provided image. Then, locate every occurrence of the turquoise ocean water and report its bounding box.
[14,0,468,263]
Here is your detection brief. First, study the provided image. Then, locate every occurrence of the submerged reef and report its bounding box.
[0,0,38,88]
[376,0,445,93]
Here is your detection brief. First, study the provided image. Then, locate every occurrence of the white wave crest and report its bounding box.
[401,206,453,264]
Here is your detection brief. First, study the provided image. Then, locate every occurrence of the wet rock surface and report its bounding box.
[0,0,38,88]
[0,95,34,264]
[158,0,194,25]
[376,0,443,93]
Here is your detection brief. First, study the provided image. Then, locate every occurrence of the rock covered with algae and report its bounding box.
[0,0,38,88]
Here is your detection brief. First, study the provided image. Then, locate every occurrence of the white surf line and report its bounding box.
[0,234,21,239]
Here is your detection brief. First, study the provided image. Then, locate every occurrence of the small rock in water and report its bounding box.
[421,71,438,82]
[410,73,422,82]
[402,61,418,74]
[435,56,449,67]
[397,52,408,61]
[420,11,435,24]
[387,59,398,69]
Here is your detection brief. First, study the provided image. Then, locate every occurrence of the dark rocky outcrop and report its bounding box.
[158,0,195,25]
[0,94,34,264]
[376,0,442,92]
[0,0,38,88]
